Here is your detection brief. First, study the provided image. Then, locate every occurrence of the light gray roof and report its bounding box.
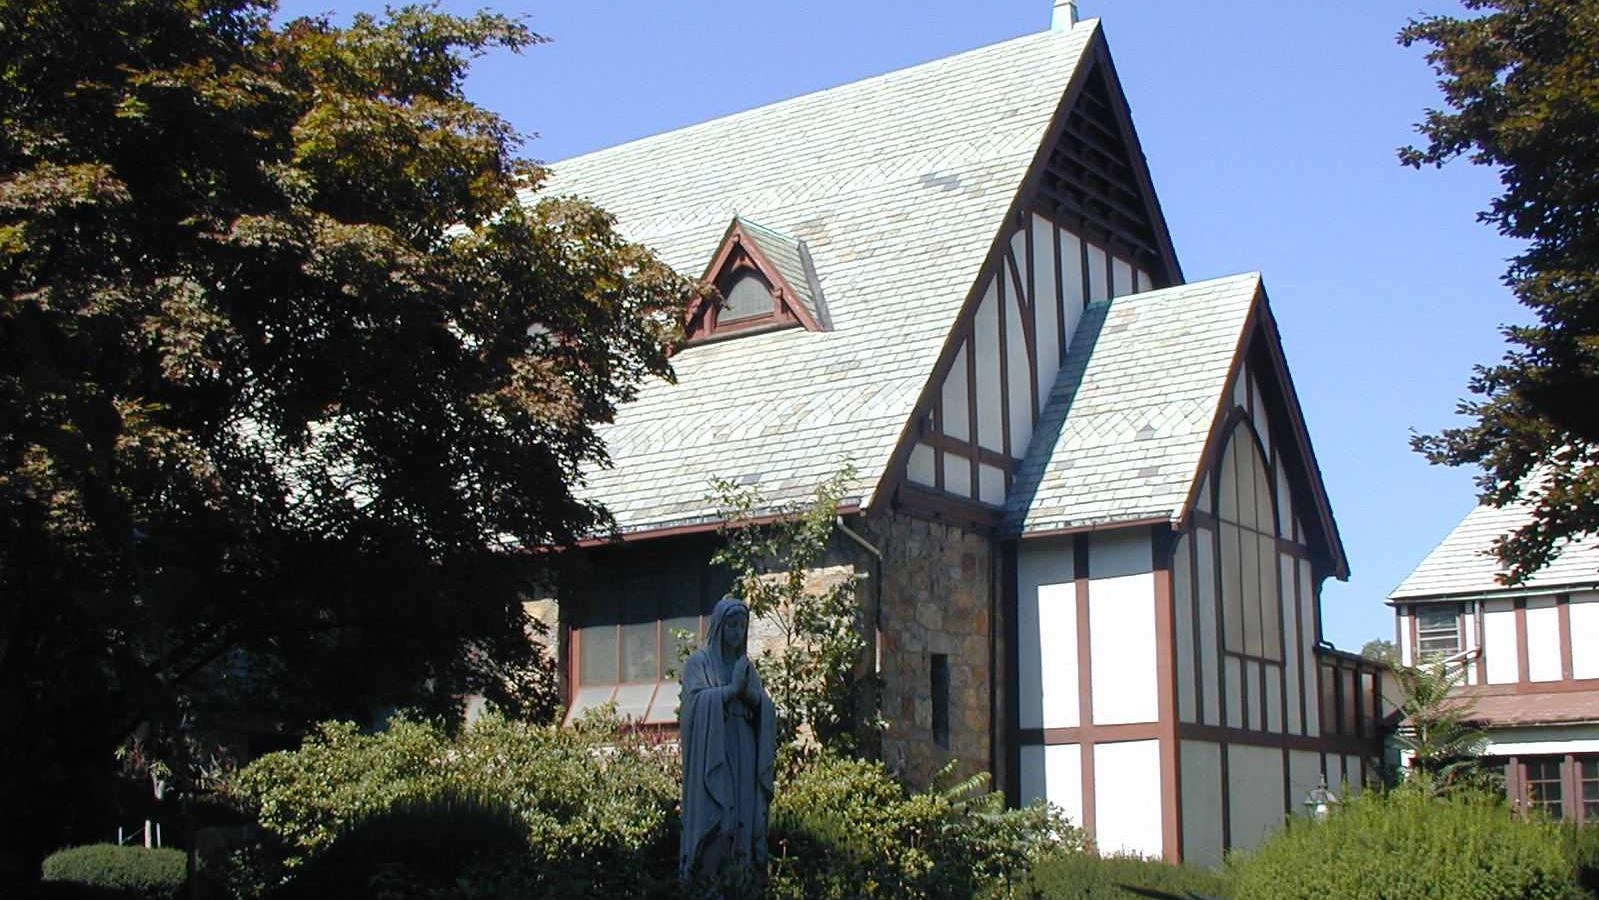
[537,23,1097,534]
[1003,273,1262,535]
[1389,496,1599,601]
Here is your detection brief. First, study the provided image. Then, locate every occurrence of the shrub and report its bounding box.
[1014,852,1231,898]
[269,790,529,898]
[1229,787,1590,900]
[229,711,680,897]
[40,845,187,899]
[767,751,1079,899]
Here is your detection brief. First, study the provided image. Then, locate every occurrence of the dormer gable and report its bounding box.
[684,217,828,343]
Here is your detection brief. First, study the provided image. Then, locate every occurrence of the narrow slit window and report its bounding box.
[931,653,950,750]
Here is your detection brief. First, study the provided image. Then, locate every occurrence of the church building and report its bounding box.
[527,2,1386,864]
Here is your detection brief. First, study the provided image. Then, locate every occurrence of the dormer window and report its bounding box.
[720,273,777,322]
[685,216,829,343]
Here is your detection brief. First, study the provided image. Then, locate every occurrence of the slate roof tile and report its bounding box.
[1389,495,1599,601]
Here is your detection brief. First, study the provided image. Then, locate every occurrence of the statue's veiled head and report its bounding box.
[706,596,750,660]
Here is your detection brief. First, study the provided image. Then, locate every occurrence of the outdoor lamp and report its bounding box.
[1303,774,1340,820]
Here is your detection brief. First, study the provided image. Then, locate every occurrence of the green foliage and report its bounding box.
[766,751,1079,899]
[1360,639,1398,666]
[1401,0,1599,580]
[1229,786,1592,900]
[1,0,693,864]
[228,712,680,897]
[1013,852,1231,899]
[711,467,881,752]
[1388,663,1491,794]
[40,845,187,900]
[268,791,530,899]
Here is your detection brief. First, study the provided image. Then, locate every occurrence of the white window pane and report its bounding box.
[646,681,682,725]
[721,274,773,322]
[612,683,656,721]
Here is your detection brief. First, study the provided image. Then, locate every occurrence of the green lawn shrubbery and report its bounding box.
[227,711,680,897]
[767,752,1075,898]
[1229,787,1595,900]
[225,712,1078,898]
[1015,851,1231,898]
[40,845,187,899]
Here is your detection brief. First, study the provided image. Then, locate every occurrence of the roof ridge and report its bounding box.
[546,24,1096,171]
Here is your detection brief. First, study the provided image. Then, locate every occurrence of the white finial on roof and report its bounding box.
[1051,0,1078,30]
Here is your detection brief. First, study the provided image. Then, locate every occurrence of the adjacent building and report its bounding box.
[528,4,1384,864]
[1389,495,1599,824]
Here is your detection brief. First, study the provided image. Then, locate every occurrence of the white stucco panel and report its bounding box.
[1095,740,1163,859]
[1227,744,1285,853]
[1090,571,1158,725]
[1527,596,1561,682]
[1572,594,1599,679]
[1484,599,1519,684]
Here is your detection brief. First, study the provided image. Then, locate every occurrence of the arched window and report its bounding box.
[1216,420,1282,661]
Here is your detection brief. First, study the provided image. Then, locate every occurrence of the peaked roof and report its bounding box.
[1002,273,1261,535]
[1389,496,1599,601]
[539,24,1098,535]
[723,217,828,330]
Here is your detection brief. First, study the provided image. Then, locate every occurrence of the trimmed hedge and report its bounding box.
[1229,788,1592,900]
[1015,852,1231,898]
[40,845,186,900]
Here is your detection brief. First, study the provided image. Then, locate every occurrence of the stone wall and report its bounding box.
[866,511,994,787]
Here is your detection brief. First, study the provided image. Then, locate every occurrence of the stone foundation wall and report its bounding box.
[867,512,993,787]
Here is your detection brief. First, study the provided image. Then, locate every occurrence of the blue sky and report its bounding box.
[277,0,1523,650]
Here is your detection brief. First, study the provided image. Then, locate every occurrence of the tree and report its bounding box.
[0,0,691,869]
[1388,663,1489,796]
[711,468,882,754]
[1361,639,1399,666]
[1402,0,1599,582]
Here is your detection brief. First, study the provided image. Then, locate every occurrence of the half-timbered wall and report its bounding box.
[1397,591,1599,686]
[1016,528,1169,860]
[904,216,1152,506]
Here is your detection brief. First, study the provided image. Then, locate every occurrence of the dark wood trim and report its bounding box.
[1153,526,1182,863]
[1475,601,1488,684]
[894,482,1001,532]
[922,432,1017,475]
[1079,225,1091,310]
[1022,722,1161,744]
[1015,515,1170,541]
[1178,723,1377,757]
[1409,605,1420,668]
[574,503,863,547]
[1003,539,1022,806]
[1218,740,1231,849]
[685,221,822,342]
[1075,533,1095,837]
[1558,595,1574,680]
[932,394,946,493]
[1515,598,1531,683]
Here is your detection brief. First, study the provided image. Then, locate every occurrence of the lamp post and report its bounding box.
[1303,775,1340,821]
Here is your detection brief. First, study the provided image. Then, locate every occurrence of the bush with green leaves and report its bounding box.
[767,751,1079,899]
[228,711,679,897]
[40,845,186,899]
[1014,852,1231,899]
[1229,786,1592,900]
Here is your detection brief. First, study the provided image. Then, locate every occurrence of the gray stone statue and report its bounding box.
[679,596,776,885]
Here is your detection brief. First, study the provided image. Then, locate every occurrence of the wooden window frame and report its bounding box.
[1414,604,1463,661]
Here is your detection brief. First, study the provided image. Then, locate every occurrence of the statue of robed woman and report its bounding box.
[678,597,776,884]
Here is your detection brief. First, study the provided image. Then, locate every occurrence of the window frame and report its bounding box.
[1414,604,1463,661]
[1213,415,1286,664]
